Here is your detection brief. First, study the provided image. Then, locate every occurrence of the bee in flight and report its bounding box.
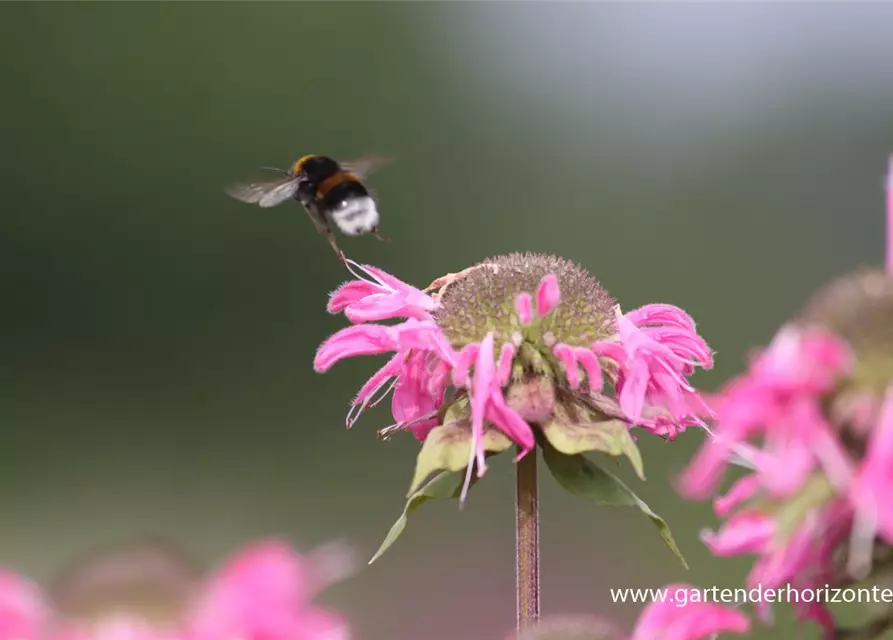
[226,154,389,261]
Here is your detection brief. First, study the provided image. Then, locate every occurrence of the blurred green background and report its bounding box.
[2,3,892,639]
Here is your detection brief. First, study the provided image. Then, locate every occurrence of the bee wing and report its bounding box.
[225,177,300,208]
[340,155,392,179]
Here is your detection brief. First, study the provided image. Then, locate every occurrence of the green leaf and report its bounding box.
[370,470,468,565]
[541,411,644,481]
[540,435,688,569]
[408,423,513,496]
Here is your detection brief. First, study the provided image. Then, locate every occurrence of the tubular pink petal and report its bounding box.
[624,303,697,333]
[485,390,536,454]
[553,344,581,389]
[314,325,398,372]
[677,437,736,500]
[573,347,603,391]
[460,333,496,503]
[618,359,649,423]
[496,343,516,387]
[514,292,533,326]
[327,281,381,314]
[631,584,750,640]
[534,273,561,318]
[700,513,775,555]
[470,332,496,473]
[347,352,404,427]
[852,385,893,542]
[0,571,46,640]
[452,344,480,388]
[343,294,428,323]
[714,475,760,517]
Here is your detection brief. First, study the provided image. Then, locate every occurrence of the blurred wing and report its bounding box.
[225,177,300,208]
[340,155,392,179]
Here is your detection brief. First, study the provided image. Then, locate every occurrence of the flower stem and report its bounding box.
[515,445,540,633]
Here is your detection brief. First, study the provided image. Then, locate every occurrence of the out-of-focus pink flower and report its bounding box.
[678,325,853,501]
[189,540,352,640]
[629,584,749,640]
[316,254,714,499]
[0,571,46,640]
[0,539,353,640]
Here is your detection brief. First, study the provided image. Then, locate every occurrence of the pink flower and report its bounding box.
[0,571,46,640]
[678,325,853,501]
[0,539,353,640]
[629,584,749,640]
[189,540,353,640]
[315,254,714,500]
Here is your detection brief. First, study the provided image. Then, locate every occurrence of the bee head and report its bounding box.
[293,155,340,181]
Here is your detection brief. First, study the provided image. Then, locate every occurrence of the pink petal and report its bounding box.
[189,540,350,640]
[347,353,404,427]
[470,333,496,475]
[552,344,580,389]
[714,475,759,517]
[573,347,603,392]
[851,385,893,543]
[631,583,750,640]
[700,512,775,555]
[485,390,536,454]
[327,281,381,314]
[534,274,561,318]
[296,608,351,640]
[0,571,46,640]
[514,292,533,326]
[452,344,480,388]
[314,325,398,372]
[496,343,516,387]
[392,353,438,427]
[624,304,697,333]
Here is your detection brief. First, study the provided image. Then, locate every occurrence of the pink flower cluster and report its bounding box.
[678,325,893,635]
[629,585,749,640]
[315,260,713,497]
[0,541,350,640]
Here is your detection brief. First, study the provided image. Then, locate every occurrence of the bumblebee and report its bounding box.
[226,154,389,261]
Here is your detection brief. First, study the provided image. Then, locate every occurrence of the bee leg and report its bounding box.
[305,203,347,263]
[327,233,348,264]
[370,227,390,243]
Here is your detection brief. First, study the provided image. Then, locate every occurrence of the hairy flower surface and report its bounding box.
[677,157,893,637]
[316,253,713,500]
[0,539,353,640]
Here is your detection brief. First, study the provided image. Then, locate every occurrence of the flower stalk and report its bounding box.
[515,445,540,632]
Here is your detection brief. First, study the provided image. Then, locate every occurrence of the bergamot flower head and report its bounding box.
[1,538,355,640]
[315,253,713,561]
[677,156,893,637]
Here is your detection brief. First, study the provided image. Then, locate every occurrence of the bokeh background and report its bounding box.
[2,3,893,639]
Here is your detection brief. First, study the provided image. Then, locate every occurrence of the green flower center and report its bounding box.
[433,253,617,350]
[798,268,893,395]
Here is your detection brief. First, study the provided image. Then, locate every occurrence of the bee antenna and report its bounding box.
[259,166,288,174]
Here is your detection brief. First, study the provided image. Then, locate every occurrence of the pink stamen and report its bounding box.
[535,273,561,318]
[514,292,533,326]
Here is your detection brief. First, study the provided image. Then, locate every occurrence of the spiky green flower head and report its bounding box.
[316,253,714,565]
[799,268,893,400]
